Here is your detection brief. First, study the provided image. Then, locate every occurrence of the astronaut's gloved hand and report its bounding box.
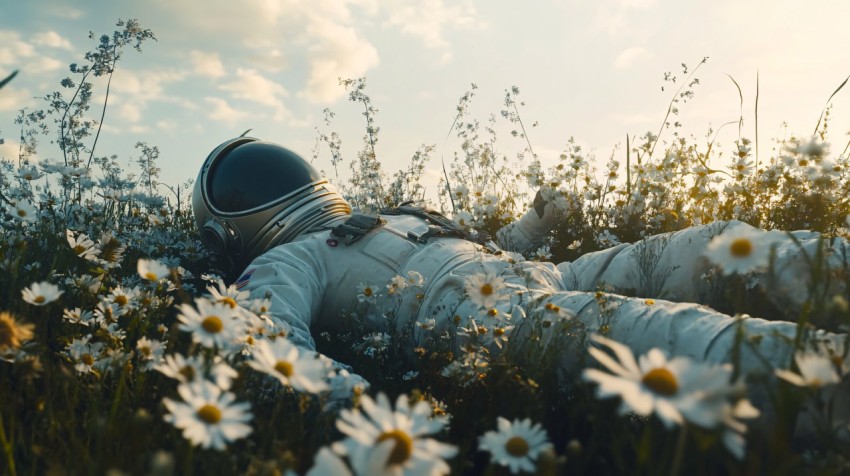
[496,188,563,254]
[323,367,371,412]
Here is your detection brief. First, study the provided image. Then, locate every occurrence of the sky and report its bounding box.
[1,0,849,197]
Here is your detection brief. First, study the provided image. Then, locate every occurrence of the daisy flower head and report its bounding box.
[704,228,785,276]
[405,270,425,287]
[386,275,408,295]
[136,336,166,370]
[108,285,139,310]
[247,338,331,393]
[66,229,99,260]
[176,298,242,351]
[163,379,253,450]
[356,282,379,303]
[582,334,736,429]
[137,258,170,282]
[7,198,38,223]
[21,281,63,306]
[464,271,507,309]
[63,307,95,326]
[0,312,35,354]
[333,393,457,476]
[206,278,250,309]
[155,353,238,390]
[67,335,105,374]
[452,210,474,229]
[95,232,127,269]
[775,351,842,389]
[478,417,553,474]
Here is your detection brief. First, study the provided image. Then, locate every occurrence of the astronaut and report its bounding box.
[192,137,847,394]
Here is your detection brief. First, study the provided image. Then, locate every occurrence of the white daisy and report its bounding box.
[63,307,96,326]
[386,275,408,295]
[21,281,63,306]
[247,338,331,393]
[163,379,253,450]
[405,270,425,287]
[356,282,379,303]
[582,334,737,429]
[452,210,475,229]
[333,393,457,476]
[67,336,104,374]
[704,228,785,276]
[478,417,553,474]
[775,351,841,388]
[137,258,171,281]
[155,353,238,390]
[95,232,127,268]
[7,199,38,223]
[176,298,242,351]
[66,230,99,260]
[464,271,508,309]
[206,278,250,309]
[108,285,140,310]
[136,336,165,370]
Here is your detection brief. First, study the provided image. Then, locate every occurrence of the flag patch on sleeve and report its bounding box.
[234,268,256,290]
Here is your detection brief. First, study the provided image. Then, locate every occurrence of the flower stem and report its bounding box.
[669,424,687,476]
[0,407,17,476]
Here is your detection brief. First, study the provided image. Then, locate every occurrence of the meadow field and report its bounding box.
[2,20,850,475]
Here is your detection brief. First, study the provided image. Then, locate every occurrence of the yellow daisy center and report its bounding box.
[480,283,494,296]
[196,404,222,424]
[201,316,223,334]
[219,297,238,308]
[115,295,129,306]
[17,209,27,217]
[33,296,46,304]
[493,328,505,337]
[376,429,413,466]
[81,353,94,366]
[642,367,679,396]
[505,436,530,457]
[729,238,753,258]
[487,308,499,317]
[274,360,294,377]
[145,272,158,281]
[364,287,373,297]
[72,244,86,254]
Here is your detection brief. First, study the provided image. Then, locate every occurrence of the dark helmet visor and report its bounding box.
[207,141,323,213]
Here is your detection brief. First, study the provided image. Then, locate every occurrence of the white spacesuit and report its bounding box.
[192,138,847,395]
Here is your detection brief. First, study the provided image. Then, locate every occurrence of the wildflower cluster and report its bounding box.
[4,22,850,476]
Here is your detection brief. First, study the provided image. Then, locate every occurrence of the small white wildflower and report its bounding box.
[21,281,63,306]
[478,417,553,474]
[163,379,253,450]
[137,258,170,281]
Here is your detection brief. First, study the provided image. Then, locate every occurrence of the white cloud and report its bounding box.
[110,69,187,123]
[205,97,251,123]
[31,31,73,50]
[0,31,35,65]
[189,50,225,78]
[0,138,21,162]
[0,85,35,112]
[382,0,480,49]
[220,68,290,120]
[614,46,652,69]
[303,16,379,103]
